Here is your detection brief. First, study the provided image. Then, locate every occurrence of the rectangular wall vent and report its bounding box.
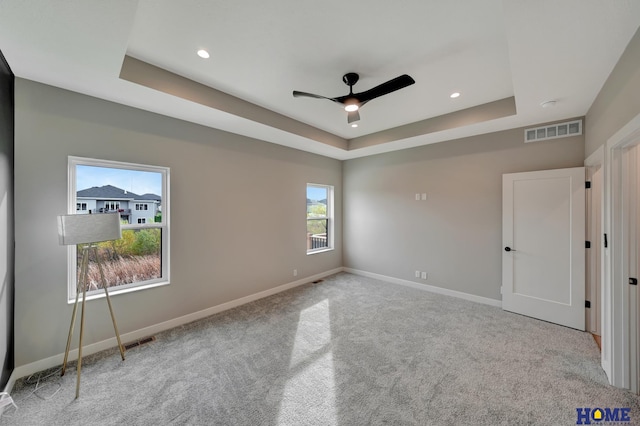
[524,119,582,143]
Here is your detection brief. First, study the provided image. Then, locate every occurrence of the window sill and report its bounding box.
[67,280,170,304]
[307,248,334,256]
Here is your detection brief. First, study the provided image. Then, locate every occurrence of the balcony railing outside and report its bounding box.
[307,217,329,251]
[97,208,131,215]
[307,233,328,250]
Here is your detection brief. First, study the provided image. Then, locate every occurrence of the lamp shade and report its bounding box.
[57,213,122,246]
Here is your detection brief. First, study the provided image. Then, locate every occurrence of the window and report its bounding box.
[307,183,333,254]
[135,203,148,211]
[68,156,170,301]
[102,201,120,211]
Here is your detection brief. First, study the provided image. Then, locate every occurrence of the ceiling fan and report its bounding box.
[292,72,415,124]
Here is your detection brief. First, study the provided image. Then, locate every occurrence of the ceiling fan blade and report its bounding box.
[354,74,415,103]
[347,110,360,123]
[292,90,335,101]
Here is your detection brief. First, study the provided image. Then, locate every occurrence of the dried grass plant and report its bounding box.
[81,255,161,290]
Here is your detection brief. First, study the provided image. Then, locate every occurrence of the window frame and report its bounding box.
[306,183,334,255]
[67,156,171,302]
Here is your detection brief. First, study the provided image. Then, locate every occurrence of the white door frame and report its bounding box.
[605,111,640,391]
[626,144,639,394]
[585,147,608,377]
[585,150,604,322]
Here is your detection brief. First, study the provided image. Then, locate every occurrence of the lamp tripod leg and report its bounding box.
[62,244,126,398]
[76,258,87,399]
[62,246,88,377]
[61,289,80,376]
[95,249,125,361]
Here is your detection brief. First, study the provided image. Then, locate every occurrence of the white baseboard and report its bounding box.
[3,372,16,395]
[344,268,502,308]
[11,268,343,382]
[1,370,18,417]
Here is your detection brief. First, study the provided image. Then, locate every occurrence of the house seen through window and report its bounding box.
[307,183,333,253]
[69,157,170,300]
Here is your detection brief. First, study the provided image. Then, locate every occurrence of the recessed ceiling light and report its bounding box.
[197,49,210,59]
[450,92,460,99]
[351,123,358,128]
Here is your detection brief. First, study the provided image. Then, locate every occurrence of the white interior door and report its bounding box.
[502,167,585,330]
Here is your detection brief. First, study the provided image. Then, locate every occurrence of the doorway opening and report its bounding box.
[606,112,640,393]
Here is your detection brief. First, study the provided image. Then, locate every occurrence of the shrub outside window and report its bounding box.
[68,156,170,301]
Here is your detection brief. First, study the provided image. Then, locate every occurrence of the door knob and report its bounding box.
[504,247,516,252]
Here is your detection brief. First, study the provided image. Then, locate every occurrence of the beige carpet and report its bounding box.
[2,273,638,425]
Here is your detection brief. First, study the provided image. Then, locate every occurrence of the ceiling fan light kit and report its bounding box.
[293,72,415,124]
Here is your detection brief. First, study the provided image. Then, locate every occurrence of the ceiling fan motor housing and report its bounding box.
[342,72,359,87]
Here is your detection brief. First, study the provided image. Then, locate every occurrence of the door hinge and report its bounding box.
[604,233,608,248]
[585,300,591,308]
[585,181,592,189]
[630,278,638,286]
[585,241,591,249]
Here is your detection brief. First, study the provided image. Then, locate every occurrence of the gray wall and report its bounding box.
[343,126,584,300]
[14,79,342,366]
[0,50,14,387]
[585,26,640,157]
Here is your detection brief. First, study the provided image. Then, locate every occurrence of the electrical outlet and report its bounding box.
[415,270,420,278]
[421,272,427,280]
[293,269,298,277]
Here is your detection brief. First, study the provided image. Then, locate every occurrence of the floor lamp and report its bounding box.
[57,213,126,399]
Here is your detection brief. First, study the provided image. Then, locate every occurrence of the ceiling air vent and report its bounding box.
[524,119,582,143]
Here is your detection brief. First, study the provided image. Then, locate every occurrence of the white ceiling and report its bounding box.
[1,0,639,160]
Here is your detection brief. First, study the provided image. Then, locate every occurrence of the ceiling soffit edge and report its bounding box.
[348,97,517,151]
[119,55,348,150]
